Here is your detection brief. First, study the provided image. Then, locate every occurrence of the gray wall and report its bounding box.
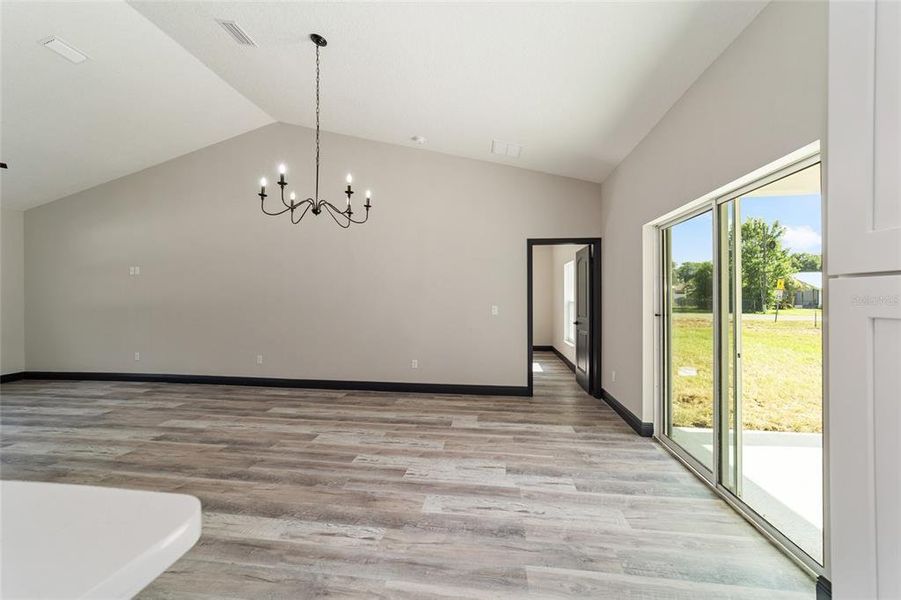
[531,245,553,347]
[24,122,602,386]
[1,208,25,374]
[598,1,827,418]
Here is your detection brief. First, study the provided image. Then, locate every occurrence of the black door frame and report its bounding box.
[527,238,602,397]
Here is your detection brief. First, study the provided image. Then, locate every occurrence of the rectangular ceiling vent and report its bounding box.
[490,139,523,159]
[217,20,257,47]
[39,36,88,64]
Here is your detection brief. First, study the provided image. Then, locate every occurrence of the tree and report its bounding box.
[672,261,714,310]
[791,252,822,272]
[685,261,713,310]
[739,218,792,312]
[674,262,703,286]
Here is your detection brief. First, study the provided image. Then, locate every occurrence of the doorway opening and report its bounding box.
[655,148,825,574]
[527,238,601,397]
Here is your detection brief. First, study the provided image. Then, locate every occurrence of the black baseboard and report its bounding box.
[600,388,653,437]
[0,371,26,384]
[532,345,575,373]
[10,371,529,397]
[816,576,831,599]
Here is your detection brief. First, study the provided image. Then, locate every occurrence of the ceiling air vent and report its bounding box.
[490,139,523,159]
[217,20,257,47]
[39,36,88,64]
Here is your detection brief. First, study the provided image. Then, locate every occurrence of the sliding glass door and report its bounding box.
[662,210,715,474]
[660,158,824,570]
[719,163,824,564]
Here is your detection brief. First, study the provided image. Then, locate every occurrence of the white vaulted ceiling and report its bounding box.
[1,1,767,210]
[0,1,272,210]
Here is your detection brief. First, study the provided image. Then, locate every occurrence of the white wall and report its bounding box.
[598,0,827,418]
[552,244,583,364]
[531,245,553,346]
[23,123,602,386]
[1,208,25,375]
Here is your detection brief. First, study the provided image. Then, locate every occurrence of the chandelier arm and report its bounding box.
[326,210,351,229]
[261,197,292,217]
[320,200,358,223]
[291,202,313,224]
[348,209,370,225]
[319,200,345,214]
[321,202,351,229]
[280,185,290,209]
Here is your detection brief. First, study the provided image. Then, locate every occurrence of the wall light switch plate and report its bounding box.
[129,266,135,276]
[491,305,499,316]
[411,359,418,369]
[134,352,140,361]
[612,370,616,382]
[256,354,263,365]
[134,266,141,276]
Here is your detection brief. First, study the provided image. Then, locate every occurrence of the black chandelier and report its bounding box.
[257,34,372,229]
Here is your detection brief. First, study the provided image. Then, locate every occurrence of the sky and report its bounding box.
[670,194,822,265]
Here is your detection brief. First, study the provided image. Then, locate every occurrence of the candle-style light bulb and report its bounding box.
[278,164,286,175]
[289,191,296,201]
[260,177,267,187]
[346,173,353,185]
[365,190,371,199]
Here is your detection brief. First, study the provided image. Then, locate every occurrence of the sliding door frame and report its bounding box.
[658,208,719,484]
[654,149,826,577]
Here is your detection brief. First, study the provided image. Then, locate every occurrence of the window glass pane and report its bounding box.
[665,210,715,471]
[730,163,824,564]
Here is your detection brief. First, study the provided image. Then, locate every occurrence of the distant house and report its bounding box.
[792,271,822,308]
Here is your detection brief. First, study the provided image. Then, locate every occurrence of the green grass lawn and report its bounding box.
[670,312,823,433]
[762,307,822,317]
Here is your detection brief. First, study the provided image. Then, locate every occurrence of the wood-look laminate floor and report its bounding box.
[0,352,813,599]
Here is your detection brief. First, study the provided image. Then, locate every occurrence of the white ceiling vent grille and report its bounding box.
[490,140,523,159]
[217,20,257,47]
[39,36,88,64]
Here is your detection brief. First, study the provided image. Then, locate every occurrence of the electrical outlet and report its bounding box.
[491,305,499,316]
[256,354,263,365]
[612,370,616,382]
[134,352,140,361]
[411,359,418,369]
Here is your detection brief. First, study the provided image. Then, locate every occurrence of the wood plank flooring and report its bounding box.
[0,352,813,599]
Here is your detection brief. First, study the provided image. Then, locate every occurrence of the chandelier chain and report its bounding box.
[314,44,321,202]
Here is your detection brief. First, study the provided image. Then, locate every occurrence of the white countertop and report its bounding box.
[1,481,201,599]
